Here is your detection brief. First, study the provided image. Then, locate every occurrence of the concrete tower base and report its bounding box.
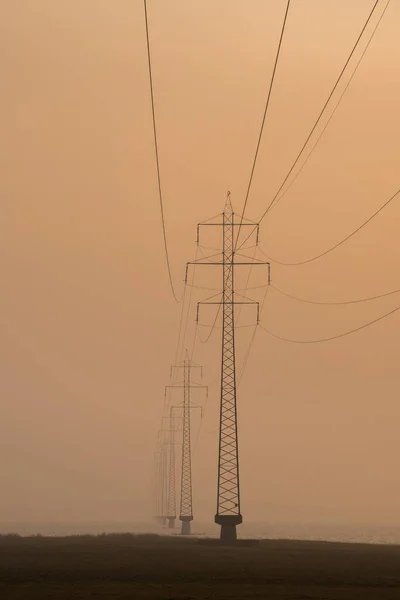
[215,514,242,545]
[179,515,193,536]
[181,520,191,535]
[167,517,176,529]
[220,523,237,544]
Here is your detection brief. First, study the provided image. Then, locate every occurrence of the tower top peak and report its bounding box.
[224,191,233,215]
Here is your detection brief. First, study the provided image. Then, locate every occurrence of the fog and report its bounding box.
[1,0,399,530]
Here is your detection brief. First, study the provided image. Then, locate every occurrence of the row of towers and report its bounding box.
[156,356,206,536]
[155,194,269,543]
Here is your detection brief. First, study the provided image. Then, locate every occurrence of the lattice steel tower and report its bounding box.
[167,355,207,535]
[180,358,193,534]
[187,193,269,543]
[216,196,241,542]
[155,431,168,526]
[166,408,177,528]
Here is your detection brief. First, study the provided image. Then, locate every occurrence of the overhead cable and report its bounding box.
[237,325,258,387]
[143,0,181,302]
[266,0,391,217]
[237,0,382,252]
[175,246,200,365]
[259,302,400,344]
[259,0,381,222]
[267,186,400,266]
[190,323,198,361]
[235,0,292,248]
[271,282,400,305]
[237,285,270,385]
[198,304,222,344]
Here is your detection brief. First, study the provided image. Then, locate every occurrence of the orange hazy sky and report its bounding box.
[1,0,400,527]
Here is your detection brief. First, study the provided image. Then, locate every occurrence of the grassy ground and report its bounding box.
[1,533,400,599]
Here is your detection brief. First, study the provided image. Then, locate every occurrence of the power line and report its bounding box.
[237,325,258,387]
[259,0,381,221]
[173,286,188,367]
[174,246,200,366]
[163,246,200,418]
[143,0,180,302]
[186,282,221,292]
[190,323,198,361]
[267,186,400,266]
[197,247,223,263]
[259,302,400,344]
[235,0,292,248]
[265,0,391,217]
[235,242,259,326]
[238,283,270,292]
[237,285,270,386]
[192,375,220,454]
[237,0,382,252]
[198,304,222,344]
[271,282,400,306]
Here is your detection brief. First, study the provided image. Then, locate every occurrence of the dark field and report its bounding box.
[1,533,400,599]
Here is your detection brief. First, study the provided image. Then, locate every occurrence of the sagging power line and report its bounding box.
[143,0,181,302]
[265,185,400,266]
[235,0,292,248]
[237,0,384,252]
[264,0,392,220]
[259,299,400,344]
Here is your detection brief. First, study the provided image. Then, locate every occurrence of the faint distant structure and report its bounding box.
[167,354,207,535]
[166,408,176,529]
[154,427,170,526]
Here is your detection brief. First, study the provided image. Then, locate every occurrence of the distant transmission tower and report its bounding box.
[167,353,207,535]
[160,442,168,526]
[166,408,177,529]
[186,193,269,543]
[155,427,170,526]
[153,449,162,524]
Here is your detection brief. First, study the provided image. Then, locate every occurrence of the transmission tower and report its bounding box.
[154,450,162,524]
[160,444,168,526]
[155,428,170,526]
[153,450,162,524]
[186,192,270,543]
[167,354,207,535]
[166,408,177,528]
